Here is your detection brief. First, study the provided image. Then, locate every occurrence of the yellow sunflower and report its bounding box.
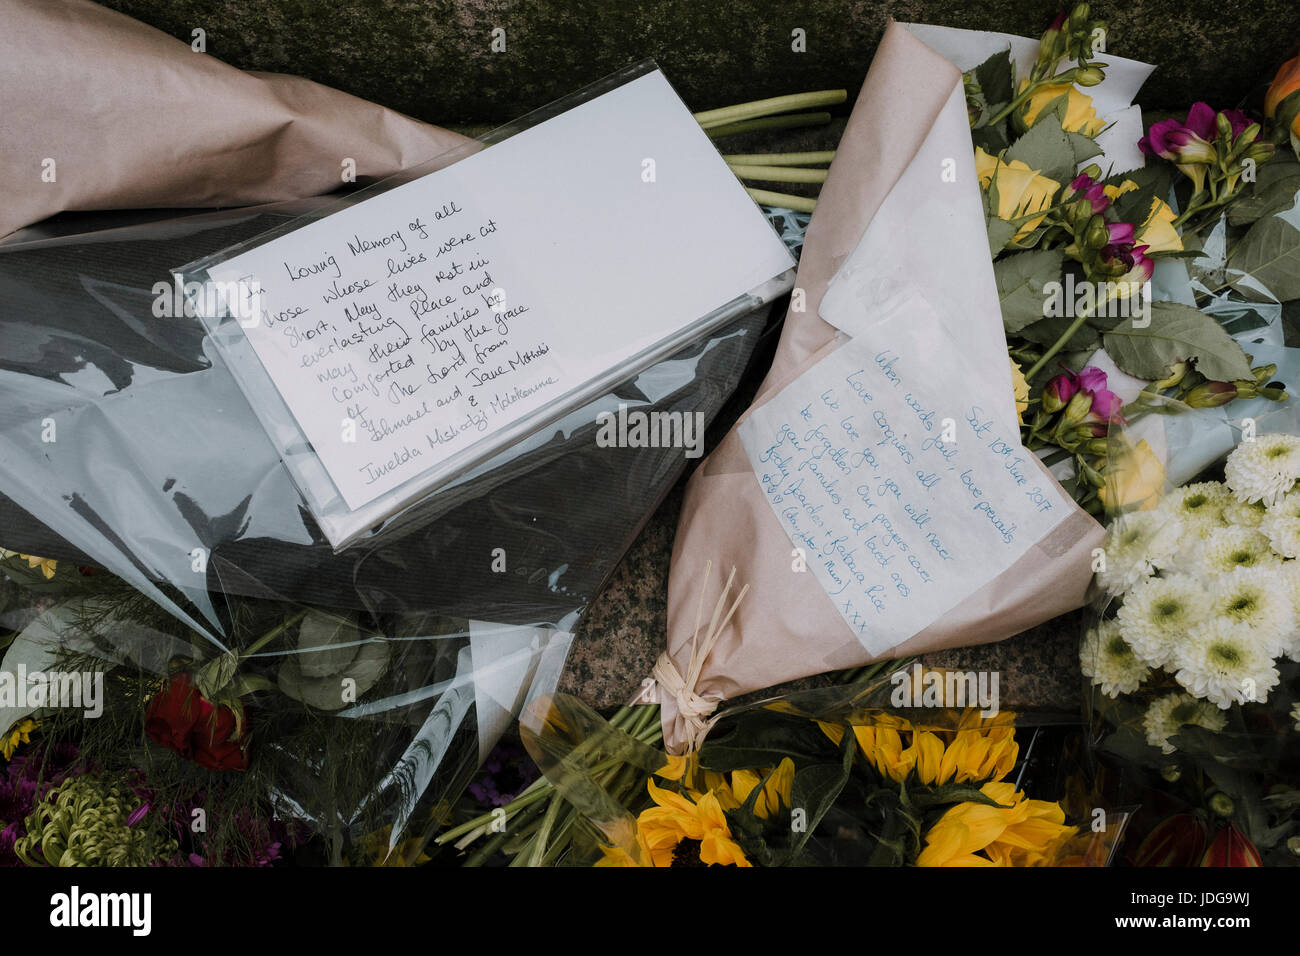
[0,549,57,580]
[1,718,39,760]
[731,758,795,819]
[597,779,751,867]
[917,781,1077,867]
[818,709,1018,786]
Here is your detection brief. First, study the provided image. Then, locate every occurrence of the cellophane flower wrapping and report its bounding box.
[1083,397,1300,865]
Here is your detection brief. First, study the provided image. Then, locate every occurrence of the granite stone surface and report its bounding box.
[101,0,1298,127]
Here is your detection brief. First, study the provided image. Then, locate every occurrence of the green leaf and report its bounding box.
[971,124,1009,155]
[1067,131,1103,166]
[994,249,1064,333]
[1004,112,1075,185]
[1102,166,1169,227]
[910,782,1015,810]
[971,50,1014,116]
[1103,301,1254,381]
[1227,212,1300,302]
[1226,157,1300,227]
[986,217,1018,258]
[699,710,839,772]
[193,650,239,700]
[781,729,856,862]
[1019,312,1101,349]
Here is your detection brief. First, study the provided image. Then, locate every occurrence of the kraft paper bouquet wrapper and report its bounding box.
[658,21,1107,752]
[1,0,471,240]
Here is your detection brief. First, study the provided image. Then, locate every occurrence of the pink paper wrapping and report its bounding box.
[660,21,1105,751]
[1,0,473,240]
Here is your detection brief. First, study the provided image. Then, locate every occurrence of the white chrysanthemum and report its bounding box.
[1116,574,1211,668]
[1206,566,1295,657]
[1172,616,1281,708]
[1096,511,1180,596]
[1262,516,1300,559]
[1225,434,1300,507]
[1222,496,1270,529]
[1182,526,1281,576]
[1261,491,1300,558]
[1276,562,1300,661]
[1081,620,1151,697]
[1143,692,1229,754]
[1156,481,1231,532]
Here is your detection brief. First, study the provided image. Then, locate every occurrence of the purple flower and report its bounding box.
[1220,108,1255,139]
[1139,103,1218,165]
[1102,241,1155,285]
[1043,372,1079,413]
[1069,174,1110,214]
[468,741,540,808]
[1074,366,1110,394]
[1049,366,1127,424]
[1105,222,1136,245]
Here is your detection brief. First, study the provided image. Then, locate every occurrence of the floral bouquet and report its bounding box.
[959,6,1297,516]
[1083,407,1300,866]
[444,667,1117,867]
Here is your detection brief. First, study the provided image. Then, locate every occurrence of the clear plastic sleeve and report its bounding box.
[0,67,795,859]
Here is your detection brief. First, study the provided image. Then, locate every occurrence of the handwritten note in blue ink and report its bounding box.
[736,319,1071,656]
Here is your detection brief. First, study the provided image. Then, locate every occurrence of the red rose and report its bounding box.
[191,704,250,772]
[146,674,249,771]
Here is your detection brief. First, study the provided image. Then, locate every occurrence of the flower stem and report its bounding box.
[693,90,847,129]
[745,187,816,212]
[1024,297,1103,382]
[728,163,828,184]
[986,80,1050,128]
[721,150,836,166]
[241,609,308,659]
[705,112,832,139]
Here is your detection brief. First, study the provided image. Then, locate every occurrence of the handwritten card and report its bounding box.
[197,69,794,521]
[737,304,1072,657]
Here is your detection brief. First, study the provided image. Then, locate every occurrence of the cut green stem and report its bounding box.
[694,90,846,129]
[721,150,836,166]
[705,112,831,139]
[745,187,816,212]
[728,163,828,184]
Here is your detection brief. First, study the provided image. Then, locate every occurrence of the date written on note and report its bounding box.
[737,343,1069,656]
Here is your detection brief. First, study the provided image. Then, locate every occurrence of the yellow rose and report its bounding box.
[1098,437,1165,512]
[1020,80,1106,136]
[975,147,1061,241]
[1011,358,1030,423]
[1103,181,1183,255]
